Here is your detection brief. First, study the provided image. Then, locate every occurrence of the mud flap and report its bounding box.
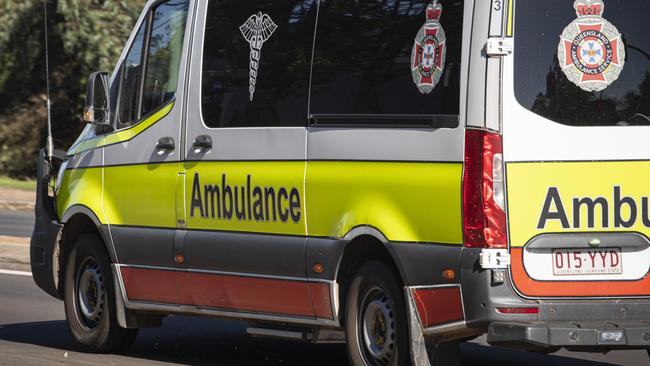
[405,287,431,366]
[30,149,63,299]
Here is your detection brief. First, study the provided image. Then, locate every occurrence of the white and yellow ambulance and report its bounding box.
[31,0,650,365]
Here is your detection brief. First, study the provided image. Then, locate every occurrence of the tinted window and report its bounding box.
[310,0,464,124]
[118,22,147,126]
[514,0,650,127]
[141,0,189,116]
[201,0,318,128]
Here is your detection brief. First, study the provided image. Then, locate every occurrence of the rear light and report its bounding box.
[496,307,539,315]
[463,129,507,248]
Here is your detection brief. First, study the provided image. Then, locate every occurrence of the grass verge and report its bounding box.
[0,176,36,191]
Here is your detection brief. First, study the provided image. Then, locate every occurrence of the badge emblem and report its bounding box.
[411,1,446,95]
[557,0,625,92]
[240,12,278,101]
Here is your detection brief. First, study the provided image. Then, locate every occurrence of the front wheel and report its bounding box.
[64,234,138,353]
[345,261,410,366]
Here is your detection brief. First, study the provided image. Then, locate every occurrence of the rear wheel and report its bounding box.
[64,234,137,353]
[345,261,410,366]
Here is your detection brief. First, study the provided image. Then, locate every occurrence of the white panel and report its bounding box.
[523,246,650,281]
[501,53,650,162]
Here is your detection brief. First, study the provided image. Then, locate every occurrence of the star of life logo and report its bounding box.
[240,12,278,101]
[410,1,446,95]
[557,0,625,92]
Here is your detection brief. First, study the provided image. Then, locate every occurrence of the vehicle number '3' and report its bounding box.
[493,0,502,11]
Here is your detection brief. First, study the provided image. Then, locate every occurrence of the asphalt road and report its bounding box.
[0,209,647,365]
[0,272,648,366]
[0,211,34,238]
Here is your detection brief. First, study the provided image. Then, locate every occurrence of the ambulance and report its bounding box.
[30,0,650,365]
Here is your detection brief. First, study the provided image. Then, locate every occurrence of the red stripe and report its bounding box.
[412,287,464,328]
[121,267,332,318]
[121,267,192,304]
[308,282,334,320]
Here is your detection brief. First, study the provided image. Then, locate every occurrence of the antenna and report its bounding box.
[43,0,54,163]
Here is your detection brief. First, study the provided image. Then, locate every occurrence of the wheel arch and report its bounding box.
[58,205,117,293]
[334,226,408,324]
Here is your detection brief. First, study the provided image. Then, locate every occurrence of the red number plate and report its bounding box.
[552,248,623,276]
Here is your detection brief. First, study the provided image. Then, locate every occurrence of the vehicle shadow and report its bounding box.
[0,316,618,366]
[0,316,349,366]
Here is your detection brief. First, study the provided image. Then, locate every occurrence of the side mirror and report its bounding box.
[83,71,110,126]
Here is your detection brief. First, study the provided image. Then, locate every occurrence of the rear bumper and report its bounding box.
[489,321,650,349]
[459,247,650,350]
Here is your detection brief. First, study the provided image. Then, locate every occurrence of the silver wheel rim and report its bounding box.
[359,287,396,365]
[75,257,105,331]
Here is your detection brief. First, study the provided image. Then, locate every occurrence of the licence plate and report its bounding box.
[552,248,622,276]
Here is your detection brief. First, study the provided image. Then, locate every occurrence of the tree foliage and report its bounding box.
[0,0,145,178]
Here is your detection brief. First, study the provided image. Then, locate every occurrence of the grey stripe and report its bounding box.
[183,229,307,278]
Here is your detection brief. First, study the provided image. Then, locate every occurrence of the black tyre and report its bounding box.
[64,234,138,353]
[345,261,410,366]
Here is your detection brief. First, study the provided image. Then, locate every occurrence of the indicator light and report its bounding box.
[312,263,324,274]
[442,269,456,280]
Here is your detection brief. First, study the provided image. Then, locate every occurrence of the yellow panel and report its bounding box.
[306,162,463,244]
[102,163,179,228]
[507,161,650,247]
[506,0,515,37]
[56,167,106,223]
[185,161,307,236]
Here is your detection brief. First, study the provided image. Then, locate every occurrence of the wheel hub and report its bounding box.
[361,291,396,364]
[76,258,105,329]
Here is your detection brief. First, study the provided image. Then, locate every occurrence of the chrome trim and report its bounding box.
[342,225,389,243]
[422,321,470,337]
[330,281,340,323]
[125,300,340,328]
[112,263,130,304]
[117,263,332,284]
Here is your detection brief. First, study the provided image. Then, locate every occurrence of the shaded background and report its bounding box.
[0,0,146,178]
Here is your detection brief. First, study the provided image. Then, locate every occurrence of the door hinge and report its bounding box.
[486,37,514,57]
[480,249,511,269]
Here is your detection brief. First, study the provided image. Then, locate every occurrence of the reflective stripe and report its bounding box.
[307,161,463,244]
[507,161,650,248]
[60,161,463,244]
[506,0,514,37]
[67,101,175,156]
[57,167,105,223]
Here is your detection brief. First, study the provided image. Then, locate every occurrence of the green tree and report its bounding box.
[0,0,145,178]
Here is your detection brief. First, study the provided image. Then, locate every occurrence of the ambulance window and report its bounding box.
[118,19,147,127]
[309,0,463,126]
[201,0,318,128]
[141,0,190,117]
[514,0,650,127]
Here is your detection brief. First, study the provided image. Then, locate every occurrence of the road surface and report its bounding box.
[0,211,34,238]
[0,208,647,365]
[0,271,647,366]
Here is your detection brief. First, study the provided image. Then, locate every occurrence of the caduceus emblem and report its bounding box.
[240,12,278,101]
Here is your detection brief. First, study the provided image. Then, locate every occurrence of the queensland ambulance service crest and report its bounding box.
[411,1,446,95]
[557,0,625,92]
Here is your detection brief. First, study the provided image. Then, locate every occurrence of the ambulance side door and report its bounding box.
[102,0,193,301]
[181,1,318,318]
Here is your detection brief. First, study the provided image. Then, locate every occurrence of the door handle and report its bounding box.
[192,135,212,153]
[156,137,175,152]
